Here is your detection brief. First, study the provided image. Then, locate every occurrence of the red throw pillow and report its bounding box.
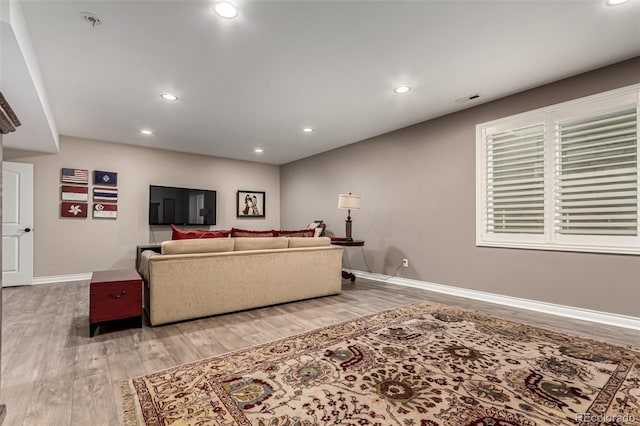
[171,224,230,240]
[230,228,278,237]
[278,229,315,237]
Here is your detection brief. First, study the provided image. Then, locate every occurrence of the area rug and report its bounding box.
[122,301,640,425]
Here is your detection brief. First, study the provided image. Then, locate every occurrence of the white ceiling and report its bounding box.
[7,0,640,165]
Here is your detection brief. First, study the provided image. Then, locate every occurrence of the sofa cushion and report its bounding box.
[233,237,288,251]
[162,238,235,255]
[171,224,230,240]
[287,237,331,248]
[231,228,278,237]
[278,228,315,237]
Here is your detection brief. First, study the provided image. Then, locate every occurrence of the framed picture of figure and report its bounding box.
[236,190,265,218]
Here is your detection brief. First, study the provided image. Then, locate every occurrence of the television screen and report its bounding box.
[149,185,216,226]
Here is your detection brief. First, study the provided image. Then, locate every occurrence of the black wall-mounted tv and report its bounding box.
[149,185,216,226]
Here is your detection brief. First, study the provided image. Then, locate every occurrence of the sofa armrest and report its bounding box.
[138,250,159,282]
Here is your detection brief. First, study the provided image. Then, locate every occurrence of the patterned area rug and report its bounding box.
[122,302,639,425]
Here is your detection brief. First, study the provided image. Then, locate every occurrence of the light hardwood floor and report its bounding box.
[1,279,638,426]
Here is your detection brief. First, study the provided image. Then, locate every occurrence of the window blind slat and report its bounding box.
[556,160,637,174]
[560,137,635,154]
[488,209,544,214]
[491,157,544,170]
[558,118,635,139]
[557,183,636,193]
[555,190,636,201]
[489,133,544,147]
[559,152,636,168]
[556,214,637,220]
[558,198,636,207]
[488,228,544,234]
[555,222,636,228]
[557,128,635,146]
[490,146,544,161]
[558,110,636,132]
[490,179,544,189]
[556,167,636,182]
[557,206,636,213]
[556,229,637,236]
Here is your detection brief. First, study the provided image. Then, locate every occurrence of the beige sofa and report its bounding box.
[138,237,343,325]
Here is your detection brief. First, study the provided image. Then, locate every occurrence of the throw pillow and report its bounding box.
[230,228,278,237]
[308,221,325,237]
[278,229,315,237]
[171,224,231,240]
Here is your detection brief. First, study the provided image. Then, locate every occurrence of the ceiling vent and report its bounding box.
[81,12,102,27]
[455,93,480,103]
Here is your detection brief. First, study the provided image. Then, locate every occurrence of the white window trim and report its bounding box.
[476,84,640,255]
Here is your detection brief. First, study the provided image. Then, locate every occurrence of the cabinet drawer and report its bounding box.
[90,283,141,322]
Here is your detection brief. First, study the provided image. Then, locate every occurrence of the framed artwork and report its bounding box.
[61,185,89,202]
[61,202,88,218]
[94,170,118,186]
[93,187,118,203]
[93,203,117,219]
[236,190,265,218]
[61,168,88,184]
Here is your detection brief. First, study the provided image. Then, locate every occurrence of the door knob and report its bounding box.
[21,227,31,232]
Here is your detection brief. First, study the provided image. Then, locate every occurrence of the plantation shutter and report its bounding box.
[485,124,546,235]
[555,106,638,236]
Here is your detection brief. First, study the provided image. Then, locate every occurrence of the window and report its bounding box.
[477,85,639,255]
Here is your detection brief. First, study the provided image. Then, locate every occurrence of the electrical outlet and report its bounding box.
[402,258,409,268]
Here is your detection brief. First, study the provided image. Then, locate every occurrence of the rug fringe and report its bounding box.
[121,380,140,426]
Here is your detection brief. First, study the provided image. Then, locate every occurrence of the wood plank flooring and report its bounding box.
[1,278,638,426]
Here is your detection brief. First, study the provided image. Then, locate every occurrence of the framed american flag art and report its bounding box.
[61,168,88,184]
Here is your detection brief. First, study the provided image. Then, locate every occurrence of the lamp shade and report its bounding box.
[337,194,361,210]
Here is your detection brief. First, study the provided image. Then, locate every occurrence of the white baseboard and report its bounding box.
[349,270,640,331]
[32,273,92,285]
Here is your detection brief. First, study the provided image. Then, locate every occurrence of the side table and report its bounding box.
[89,269,143,337]
[330,239,365,282]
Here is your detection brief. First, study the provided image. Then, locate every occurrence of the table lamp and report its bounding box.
[337,193,361,241]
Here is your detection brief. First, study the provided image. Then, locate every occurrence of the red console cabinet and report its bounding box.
[90,269,142,337]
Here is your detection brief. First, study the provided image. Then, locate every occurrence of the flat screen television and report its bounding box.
[149,185,216,226]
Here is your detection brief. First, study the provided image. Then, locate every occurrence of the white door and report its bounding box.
[2,161,34,286]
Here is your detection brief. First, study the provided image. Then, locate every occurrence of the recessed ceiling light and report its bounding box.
[213,1,238,18]
[605,0,628,5]
[254,148,264,153]
[303,128,313,133]
[394,86,411,94]
[160,93,178,101]
[140,129,153,135]
[81,12,102,27]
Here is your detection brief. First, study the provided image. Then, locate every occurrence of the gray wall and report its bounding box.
[280,58,640,317]
[5,136,280,276]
